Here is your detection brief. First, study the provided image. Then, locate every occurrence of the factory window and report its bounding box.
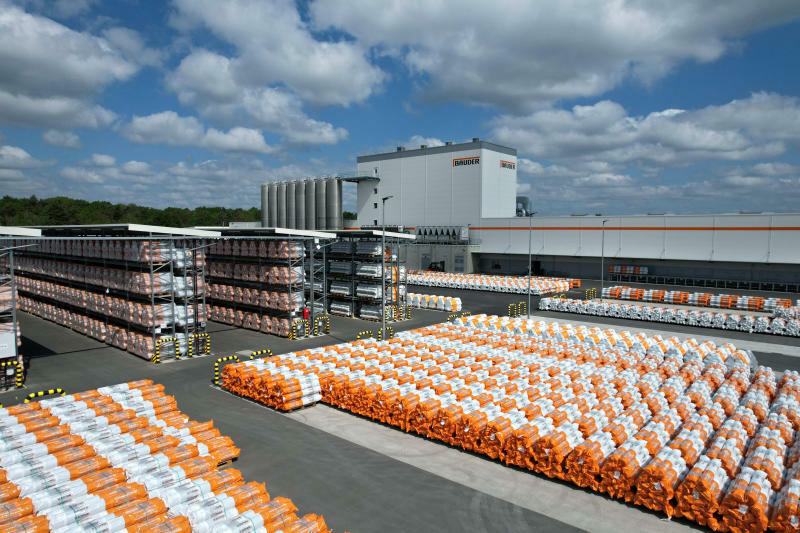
[373,219,378,226]
[373,202,378,208]
[374,188,378,194]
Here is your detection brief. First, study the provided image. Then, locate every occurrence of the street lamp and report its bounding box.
[526,211,538,318]
[381,195,394,340]
[600,218,609,297]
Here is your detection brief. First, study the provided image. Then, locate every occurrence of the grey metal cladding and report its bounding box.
[356,140,517,163]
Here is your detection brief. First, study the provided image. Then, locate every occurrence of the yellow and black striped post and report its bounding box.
[518,301,527,316]
[0,361,23,389]
[385,325,394,339]
[188,332,211,358]
[447,313,458,322]
[153,337,177,364]
[15,361,23,389]
[356,330,373,340]
[460,311,471,318]
[213,355,240,386]
[507,303,517,317]
[249,349,273,360]
[320,315,331,334]
[585,288,597,300]
[24,388,65,403]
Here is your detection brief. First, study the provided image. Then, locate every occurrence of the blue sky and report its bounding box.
[1,0,799,215]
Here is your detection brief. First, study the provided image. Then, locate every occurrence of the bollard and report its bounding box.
[188,332,211,357]
[153,337,178,364]
[249,349,273,360]
[24,388,65,403]
[213,355,240,386]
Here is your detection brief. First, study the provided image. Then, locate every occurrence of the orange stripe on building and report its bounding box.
[470,226,800,231]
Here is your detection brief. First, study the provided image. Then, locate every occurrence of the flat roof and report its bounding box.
[30,224,221,237]
[357,139,516,163]
[0,226,42,237]
[334,229,416,240]
[195,226,336,239]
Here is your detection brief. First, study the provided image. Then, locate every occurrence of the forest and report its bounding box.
[0,195,357,227]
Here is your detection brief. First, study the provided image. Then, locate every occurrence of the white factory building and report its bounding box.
[355,139,800,287]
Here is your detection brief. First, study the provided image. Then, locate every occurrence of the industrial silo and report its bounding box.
[315,179,327,229]
[267,182,278,227]
[325,178,338,230]
[277,181,287,227]
[305,179,316,230]
[260,183,268,227]
[286,181,296,229]
[295,180,306,230]
[336,179,343,230]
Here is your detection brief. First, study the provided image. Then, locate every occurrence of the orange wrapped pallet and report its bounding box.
[0,380,335,533]
[221,314,800,532]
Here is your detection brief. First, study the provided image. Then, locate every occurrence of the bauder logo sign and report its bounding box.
[501,160,516,170]
[453,156,480,167]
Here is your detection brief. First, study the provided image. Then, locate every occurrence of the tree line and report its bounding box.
[0,195,358,227]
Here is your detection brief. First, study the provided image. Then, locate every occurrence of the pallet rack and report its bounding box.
[1,224,219,362]
[327,230,413,321]
[197,227,335,338]
[0,227,41,388]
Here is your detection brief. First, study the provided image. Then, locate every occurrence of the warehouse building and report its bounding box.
[354,139,800,288]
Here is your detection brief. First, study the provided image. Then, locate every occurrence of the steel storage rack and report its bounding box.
[2,224,219,362]
[197,227,335,338]
[0,227,41,388]
[327,230,413,322]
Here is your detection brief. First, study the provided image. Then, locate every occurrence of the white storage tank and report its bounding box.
[277,182,287,227]
[286,181,296,229]
[315,179,327,229]
[295,180,306,230]
[260,183,268,227]
[305,179,316,230]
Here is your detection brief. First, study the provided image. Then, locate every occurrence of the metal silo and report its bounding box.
[305,179,316,230]
[336,179,343,230]
[267,182,278,227]
[295,180,306,230]
[315,179,327,229]
[260,183,268,227]
[325,177,340,230]
[277,181,287,227]
[286,181,296,229]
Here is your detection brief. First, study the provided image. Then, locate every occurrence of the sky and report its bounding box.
[1,0,799,216]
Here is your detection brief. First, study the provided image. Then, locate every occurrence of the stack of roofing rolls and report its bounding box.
[220,315,800,531]
[407,271,577,294]
[405,293,462,312]
[540,297,800,337]
[0,380,331,532]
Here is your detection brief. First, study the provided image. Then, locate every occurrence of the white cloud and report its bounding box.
[42,129,81,149]
[102,27,164,68]
[167,49,348,145]
[60,166,104,183]
[0,145,49,168]
[0,168,24,179]
[171,0,384,107]
[120,160,152,175]
[405,135,444,149]
[120,111,274,154]
[492,93,800,166]
[83,153,116,167]
[311,0,800,110]
[0,3,157,129]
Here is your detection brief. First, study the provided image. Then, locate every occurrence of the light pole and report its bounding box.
[381,195,393,340]
[526,211,537,317]
[600,218,609,297]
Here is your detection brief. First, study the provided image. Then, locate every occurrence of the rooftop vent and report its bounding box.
[445,141,452,146]
[396,146,404,152]
[420,144,427,149]
[472,137,479,142]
